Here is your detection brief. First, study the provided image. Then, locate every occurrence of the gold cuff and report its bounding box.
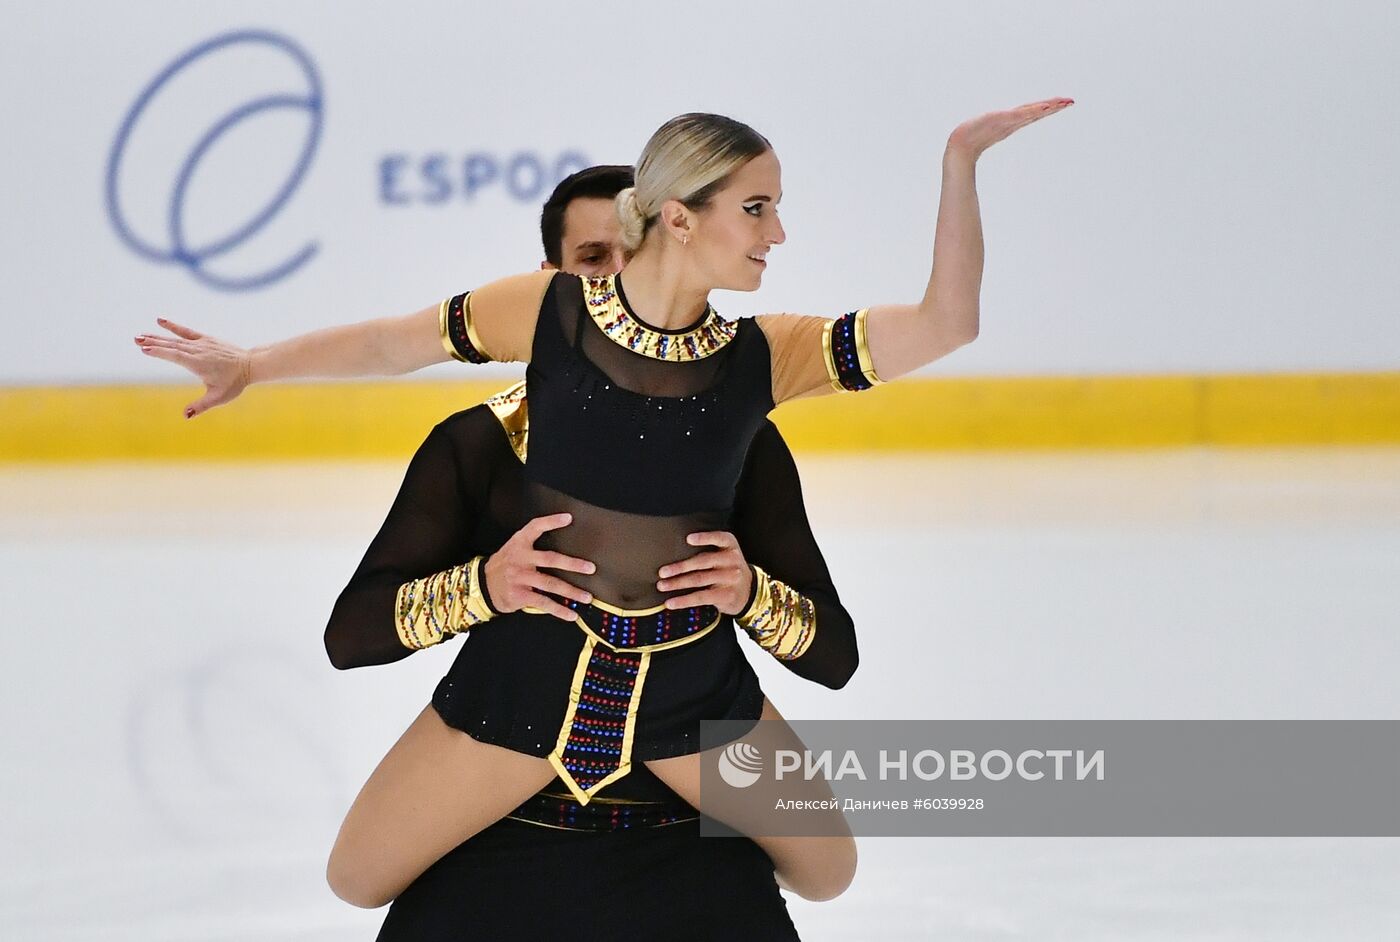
[395,556,497,650]
[438,298,466,363]
[737,565,817,661]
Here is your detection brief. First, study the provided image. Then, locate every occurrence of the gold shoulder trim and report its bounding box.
[484,381,528,463]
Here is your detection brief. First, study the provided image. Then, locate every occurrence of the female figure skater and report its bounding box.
[330,167,860,938]
[138,99,1073,919]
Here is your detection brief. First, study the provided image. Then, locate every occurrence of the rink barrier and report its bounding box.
[2,372,1398,460]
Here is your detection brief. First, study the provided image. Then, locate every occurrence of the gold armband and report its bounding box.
[439,292,492,364]
[821,308,884,392]
[737,565,817,661]
[395,555,498,650]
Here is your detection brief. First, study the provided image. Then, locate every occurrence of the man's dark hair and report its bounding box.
[540,164,636,266]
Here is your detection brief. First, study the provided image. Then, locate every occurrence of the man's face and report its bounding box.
[550,196,627,276]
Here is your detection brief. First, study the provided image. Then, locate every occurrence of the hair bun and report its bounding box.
[615,186,648,253]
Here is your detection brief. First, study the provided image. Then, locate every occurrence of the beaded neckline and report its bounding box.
[581,274,737,362]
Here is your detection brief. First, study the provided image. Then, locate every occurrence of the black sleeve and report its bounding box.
[323,415,493,669]
[730,420,859,689]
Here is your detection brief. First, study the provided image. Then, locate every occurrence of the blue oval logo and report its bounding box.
[105,30,324,291]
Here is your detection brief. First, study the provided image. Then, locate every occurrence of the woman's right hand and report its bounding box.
[134,318,251,419]
[483,513,596,621]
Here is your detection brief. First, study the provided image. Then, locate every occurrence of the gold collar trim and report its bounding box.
[581,274,736,362]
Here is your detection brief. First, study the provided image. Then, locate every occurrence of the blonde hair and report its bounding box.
[616,113,771,252]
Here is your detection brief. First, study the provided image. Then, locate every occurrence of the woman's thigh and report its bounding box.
[328,703,559,907]
[642,697,857,899]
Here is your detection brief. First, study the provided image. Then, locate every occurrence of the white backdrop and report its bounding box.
[3,0,1397,385]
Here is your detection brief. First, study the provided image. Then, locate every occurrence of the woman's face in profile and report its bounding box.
[689,149,787,292]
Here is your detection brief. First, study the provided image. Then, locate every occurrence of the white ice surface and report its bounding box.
[3,449,1397,940]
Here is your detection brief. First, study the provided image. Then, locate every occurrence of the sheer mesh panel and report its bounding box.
[523,275,744,608]
[526,480,729,609]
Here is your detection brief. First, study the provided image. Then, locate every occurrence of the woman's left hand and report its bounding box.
[947,97,1074,162]
[657,531,754,615]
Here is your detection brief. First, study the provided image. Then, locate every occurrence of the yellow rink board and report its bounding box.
[3,373,1399,461]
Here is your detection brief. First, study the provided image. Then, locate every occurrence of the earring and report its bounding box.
[681,235,689,246]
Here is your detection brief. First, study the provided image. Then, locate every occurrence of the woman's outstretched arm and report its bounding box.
[135,270,555,418]
[136,303,445,418]
[865,97,1074,380]
[759,97,1074,404]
